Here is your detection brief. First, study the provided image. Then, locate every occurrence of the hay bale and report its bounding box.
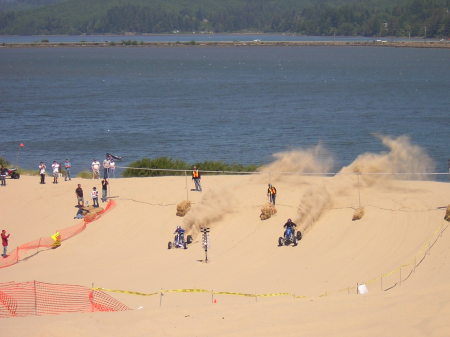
[176,200,191,217]
[445,205,450,222]
[352,207,364,221]
[260,203,277,220]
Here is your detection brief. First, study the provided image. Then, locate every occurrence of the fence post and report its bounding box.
[159,288,163,307]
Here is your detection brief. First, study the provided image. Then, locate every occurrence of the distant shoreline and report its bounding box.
[1,40,450,49]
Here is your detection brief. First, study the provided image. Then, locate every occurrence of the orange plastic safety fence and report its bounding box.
[0,200,116,269]
[0,281,129,318]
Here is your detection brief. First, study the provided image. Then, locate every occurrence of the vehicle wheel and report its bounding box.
[168,242,172,249]
[12,172,20,179]
[184,242,188,249]
[187,235,193,244]
[293,237,297,246]
[296,231,302,241]
[278,237,284,247]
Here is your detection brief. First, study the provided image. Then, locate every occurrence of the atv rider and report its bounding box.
[174,226,186,248]
[283,219,297,240]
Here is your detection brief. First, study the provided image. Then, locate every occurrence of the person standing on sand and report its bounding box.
[0,165,7,186]
[91,187,99,208]
[91,159,100,179]
[51,161,60,184]
[102,155,111,179]
[267,184,277,205]
[1,229,10,257]
[109,159,116,178]
[75,184,84,207]
[192,166,202,191]
[39,162,46,184]
[101,178,108,202]
[64,159,72,181]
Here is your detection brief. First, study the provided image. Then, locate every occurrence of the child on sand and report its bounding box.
[1,229,10,257]
[92,187,99,208]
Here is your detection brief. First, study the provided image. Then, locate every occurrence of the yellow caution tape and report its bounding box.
[163,289,210,294]
[94,287,306,299]
[93,287,159,297]
[94,222,449,301]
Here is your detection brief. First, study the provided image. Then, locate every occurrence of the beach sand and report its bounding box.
[1,173,449,336]
[1,140,450,336]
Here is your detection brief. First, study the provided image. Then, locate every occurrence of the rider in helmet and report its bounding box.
[283,218,297,239]
[174,225,185,247]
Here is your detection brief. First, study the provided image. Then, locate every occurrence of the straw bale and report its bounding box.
[445,205,450,222]
[352,207,365,221]
[176,200,191,217]
[260,203,277,220]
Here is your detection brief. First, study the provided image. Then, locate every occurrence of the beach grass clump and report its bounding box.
[194,160,257,173]
[77,170,92,179]
[0,157,39,175]
[122,157,190,177]
[122,157,258,177]
[0,157,10,167]
[18,168,39,176]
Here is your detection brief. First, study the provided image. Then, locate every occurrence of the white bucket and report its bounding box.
[357,284,368,295]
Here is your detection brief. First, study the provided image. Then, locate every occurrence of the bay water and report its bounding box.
[0,45,449,178]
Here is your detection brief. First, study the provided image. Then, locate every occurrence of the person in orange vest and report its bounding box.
[192,166,202,191]
[267,184,277,205]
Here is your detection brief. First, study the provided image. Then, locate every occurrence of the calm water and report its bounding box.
[0,46,449,178]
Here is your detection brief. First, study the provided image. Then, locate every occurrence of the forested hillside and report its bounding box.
[0,0,448,37]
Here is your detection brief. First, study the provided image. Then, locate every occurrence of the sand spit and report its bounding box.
[2,40,450,49]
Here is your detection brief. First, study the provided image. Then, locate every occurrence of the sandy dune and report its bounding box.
[1,138,450,336]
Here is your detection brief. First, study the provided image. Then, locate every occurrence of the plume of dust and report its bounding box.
[296,184,331,234]
[257,145,334,182]
[183,189,235,238]
[338,135,435,187]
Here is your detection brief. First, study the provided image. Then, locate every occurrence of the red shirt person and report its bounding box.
[1,229,10,257]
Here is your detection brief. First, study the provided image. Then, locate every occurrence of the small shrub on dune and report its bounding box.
[18,168,39,176]
[77,171,92,179]
[0,157,10,167]
[194,160,257,173]
[122,157,258,177]
[445,205,450,222]
[122,157,189,177]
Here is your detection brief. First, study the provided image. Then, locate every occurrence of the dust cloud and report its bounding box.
[338,135,435,187]
[257,145,334,181]
[183,136,435,237]
[182,189,235,237]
